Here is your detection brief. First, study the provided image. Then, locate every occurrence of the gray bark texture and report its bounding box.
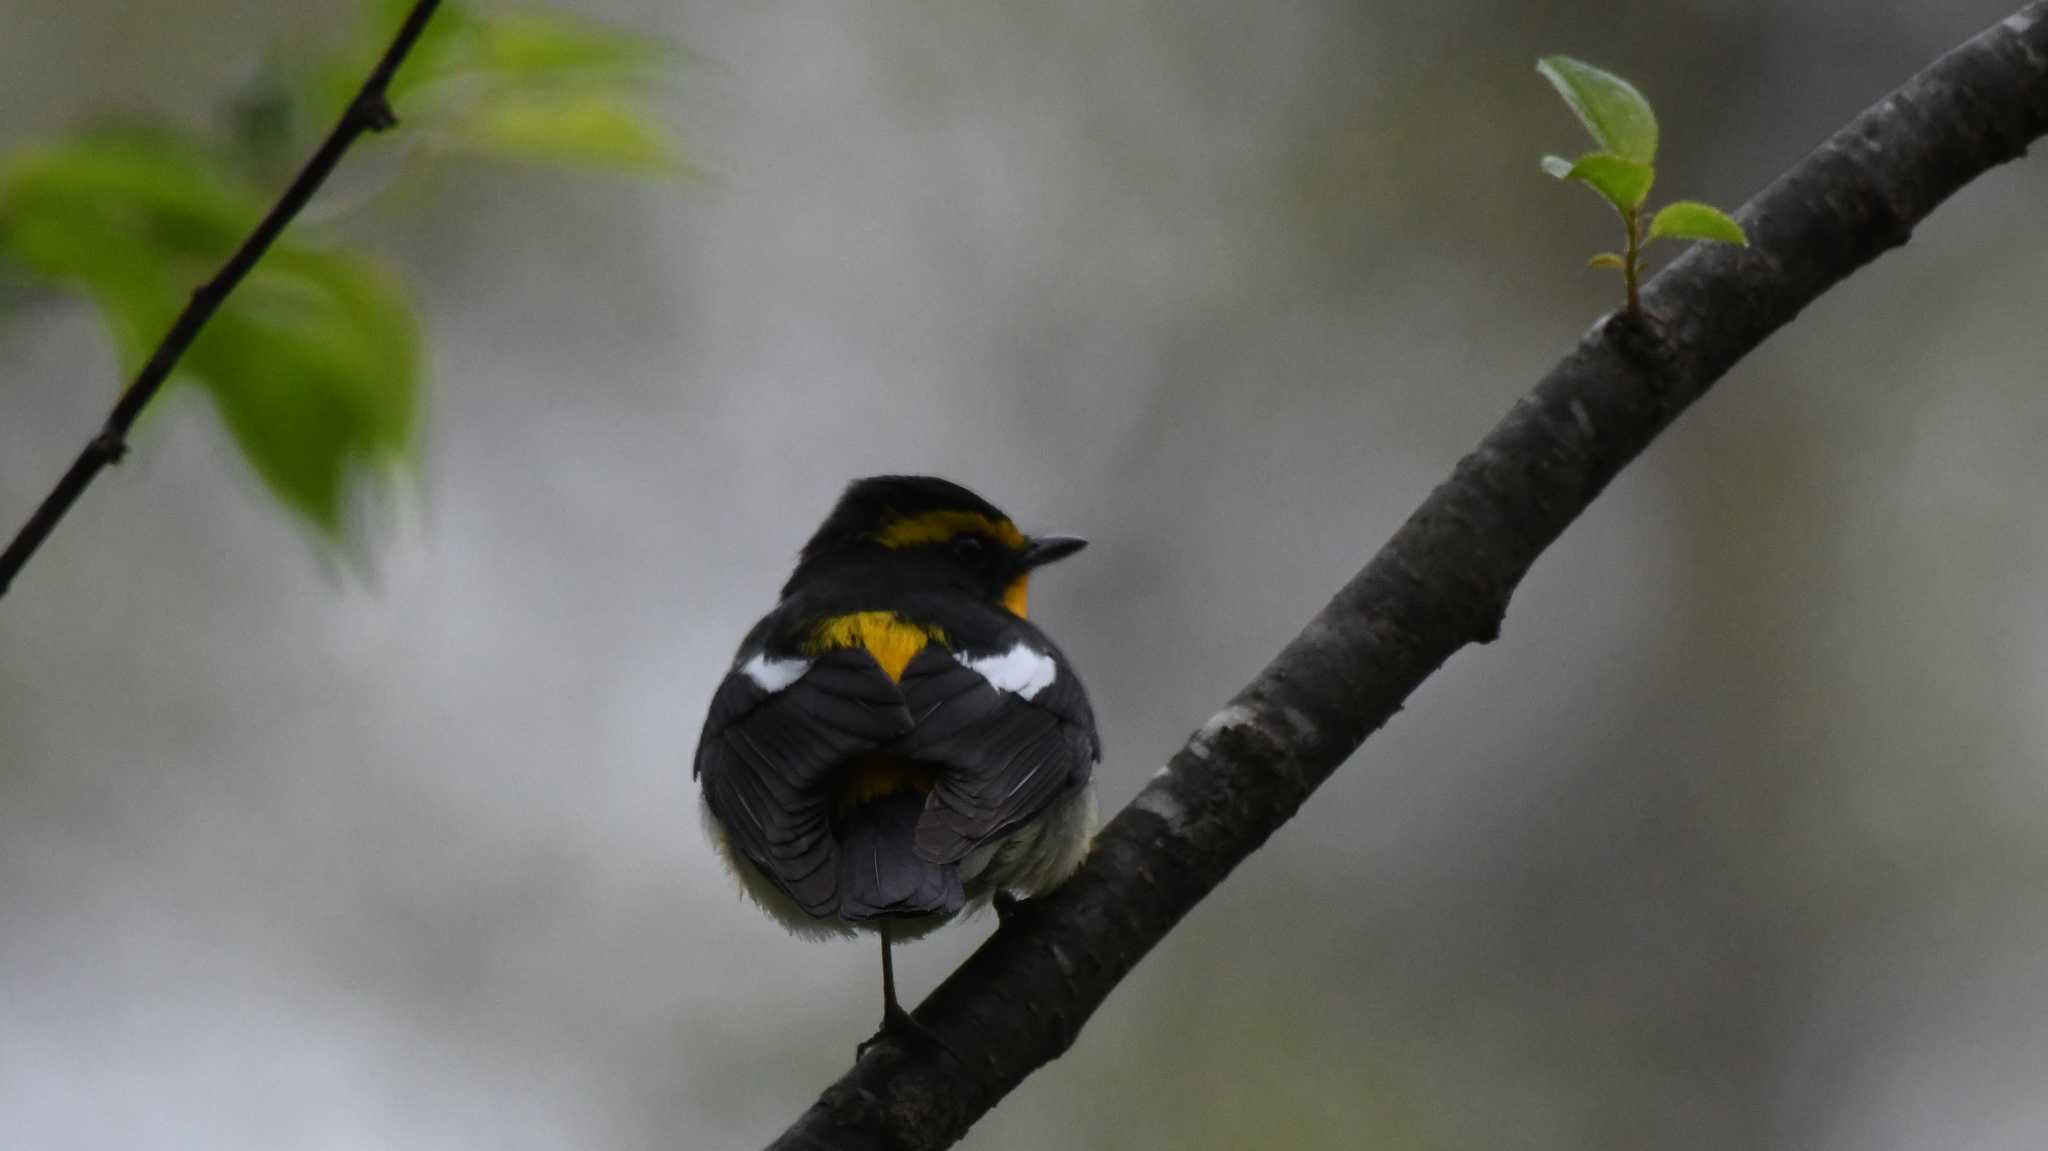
[769,5,2048,1149]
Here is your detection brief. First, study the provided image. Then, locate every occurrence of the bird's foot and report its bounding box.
[992,890,1029,926]
[857,1003,945,1061]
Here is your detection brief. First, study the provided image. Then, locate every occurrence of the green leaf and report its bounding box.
[0,133,254,365]
[456,90,683,173]
[1562,151,1654,212]
[0,2,683,548]
[477,11,665,78]
[1586,252,1627,270]
[308,1,480,123]
[323,4,663,108]
[304,3,685,182]
[0,133,257,260]
[1537,56,1659,165]
[1539,154,1575,179]
[0,129,420,540]
[186,250,420,535]
[1648,200,1749,246]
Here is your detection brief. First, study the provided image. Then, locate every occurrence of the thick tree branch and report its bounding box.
[0,0,443,601]
[770,7,2048,1149]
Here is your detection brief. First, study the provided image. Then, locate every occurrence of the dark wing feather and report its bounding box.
[693,648,915,916]
[897,644,1098,865]
[837,792,966,921]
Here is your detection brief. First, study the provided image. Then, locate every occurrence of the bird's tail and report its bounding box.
[837,791,965,921]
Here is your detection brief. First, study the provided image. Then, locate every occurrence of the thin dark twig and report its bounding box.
[769,4,2048,1148]
[0,0,443,601]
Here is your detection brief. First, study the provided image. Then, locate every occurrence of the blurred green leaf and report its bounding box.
[309,0,478,123]
[0,0,678,550]
[310,2,682,177]
[1,134,251,360]
[457,90,682,172]
[0,130,419,540]
[1649,200,1749,246]
[1560,151,1654,212]
[1586,252,1626,270]
[478,11,663,78]
[0,133,255,258]
[1537,56,1658,165]
[188,251,419,534]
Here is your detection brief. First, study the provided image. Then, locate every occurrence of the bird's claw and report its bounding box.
[857,1003,944,1060]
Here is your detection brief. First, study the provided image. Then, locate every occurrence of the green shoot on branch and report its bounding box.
[1537,55,1747,318]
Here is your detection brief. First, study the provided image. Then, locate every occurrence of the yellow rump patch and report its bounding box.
[806,611,947,682]
[873,510,1026,551]
[838,752,937,812]
[1002,574,1029,618]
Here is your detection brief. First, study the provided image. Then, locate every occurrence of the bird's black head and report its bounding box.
[783,475,1085,614]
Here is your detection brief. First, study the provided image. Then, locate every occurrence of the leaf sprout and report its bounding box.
[1537,56,1748,319]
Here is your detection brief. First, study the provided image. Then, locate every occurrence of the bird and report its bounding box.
[692,474,1099,1041]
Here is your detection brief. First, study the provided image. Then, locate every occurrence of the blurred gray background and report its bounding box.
[4,2,2047,1148]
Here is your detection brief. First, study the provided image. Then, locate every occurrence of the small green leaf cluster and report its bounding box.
[1536,56,1747,316]
[0,2,682,545]
[308,0,687,175]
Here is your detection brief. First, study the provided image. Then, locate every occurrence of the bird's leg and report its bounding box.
[858,921,920,1058]
[880,920,906,1027]
[857,920,958,1061]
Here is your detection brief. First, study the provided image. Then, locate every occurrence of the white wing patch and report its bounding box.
[956,642,1057,700]
[739,652,810,694]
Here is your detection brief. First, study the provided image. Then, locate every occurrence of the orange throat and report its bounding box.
[805,611,946,681]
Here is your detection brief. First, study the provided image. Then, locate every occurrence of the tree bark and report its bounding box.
[768,6,2048,1149]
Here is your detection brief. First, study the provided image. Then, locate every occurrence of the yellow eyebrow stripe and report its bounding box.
[872,510,1026,550]
[805,611,948,682]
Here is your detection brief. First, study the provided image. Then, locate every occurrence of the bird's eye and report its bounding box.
[950,533,988,560]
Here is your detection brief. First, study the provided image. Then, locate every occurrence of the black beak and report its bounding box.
[1022,534,1088,569]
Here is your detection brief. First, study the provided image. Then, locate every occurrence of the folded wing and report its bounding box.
[898,641,1098,865]
[694,648,915,916]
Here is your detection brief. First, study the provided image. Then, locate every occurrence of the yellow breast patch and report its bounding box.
[806,611,948,682]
